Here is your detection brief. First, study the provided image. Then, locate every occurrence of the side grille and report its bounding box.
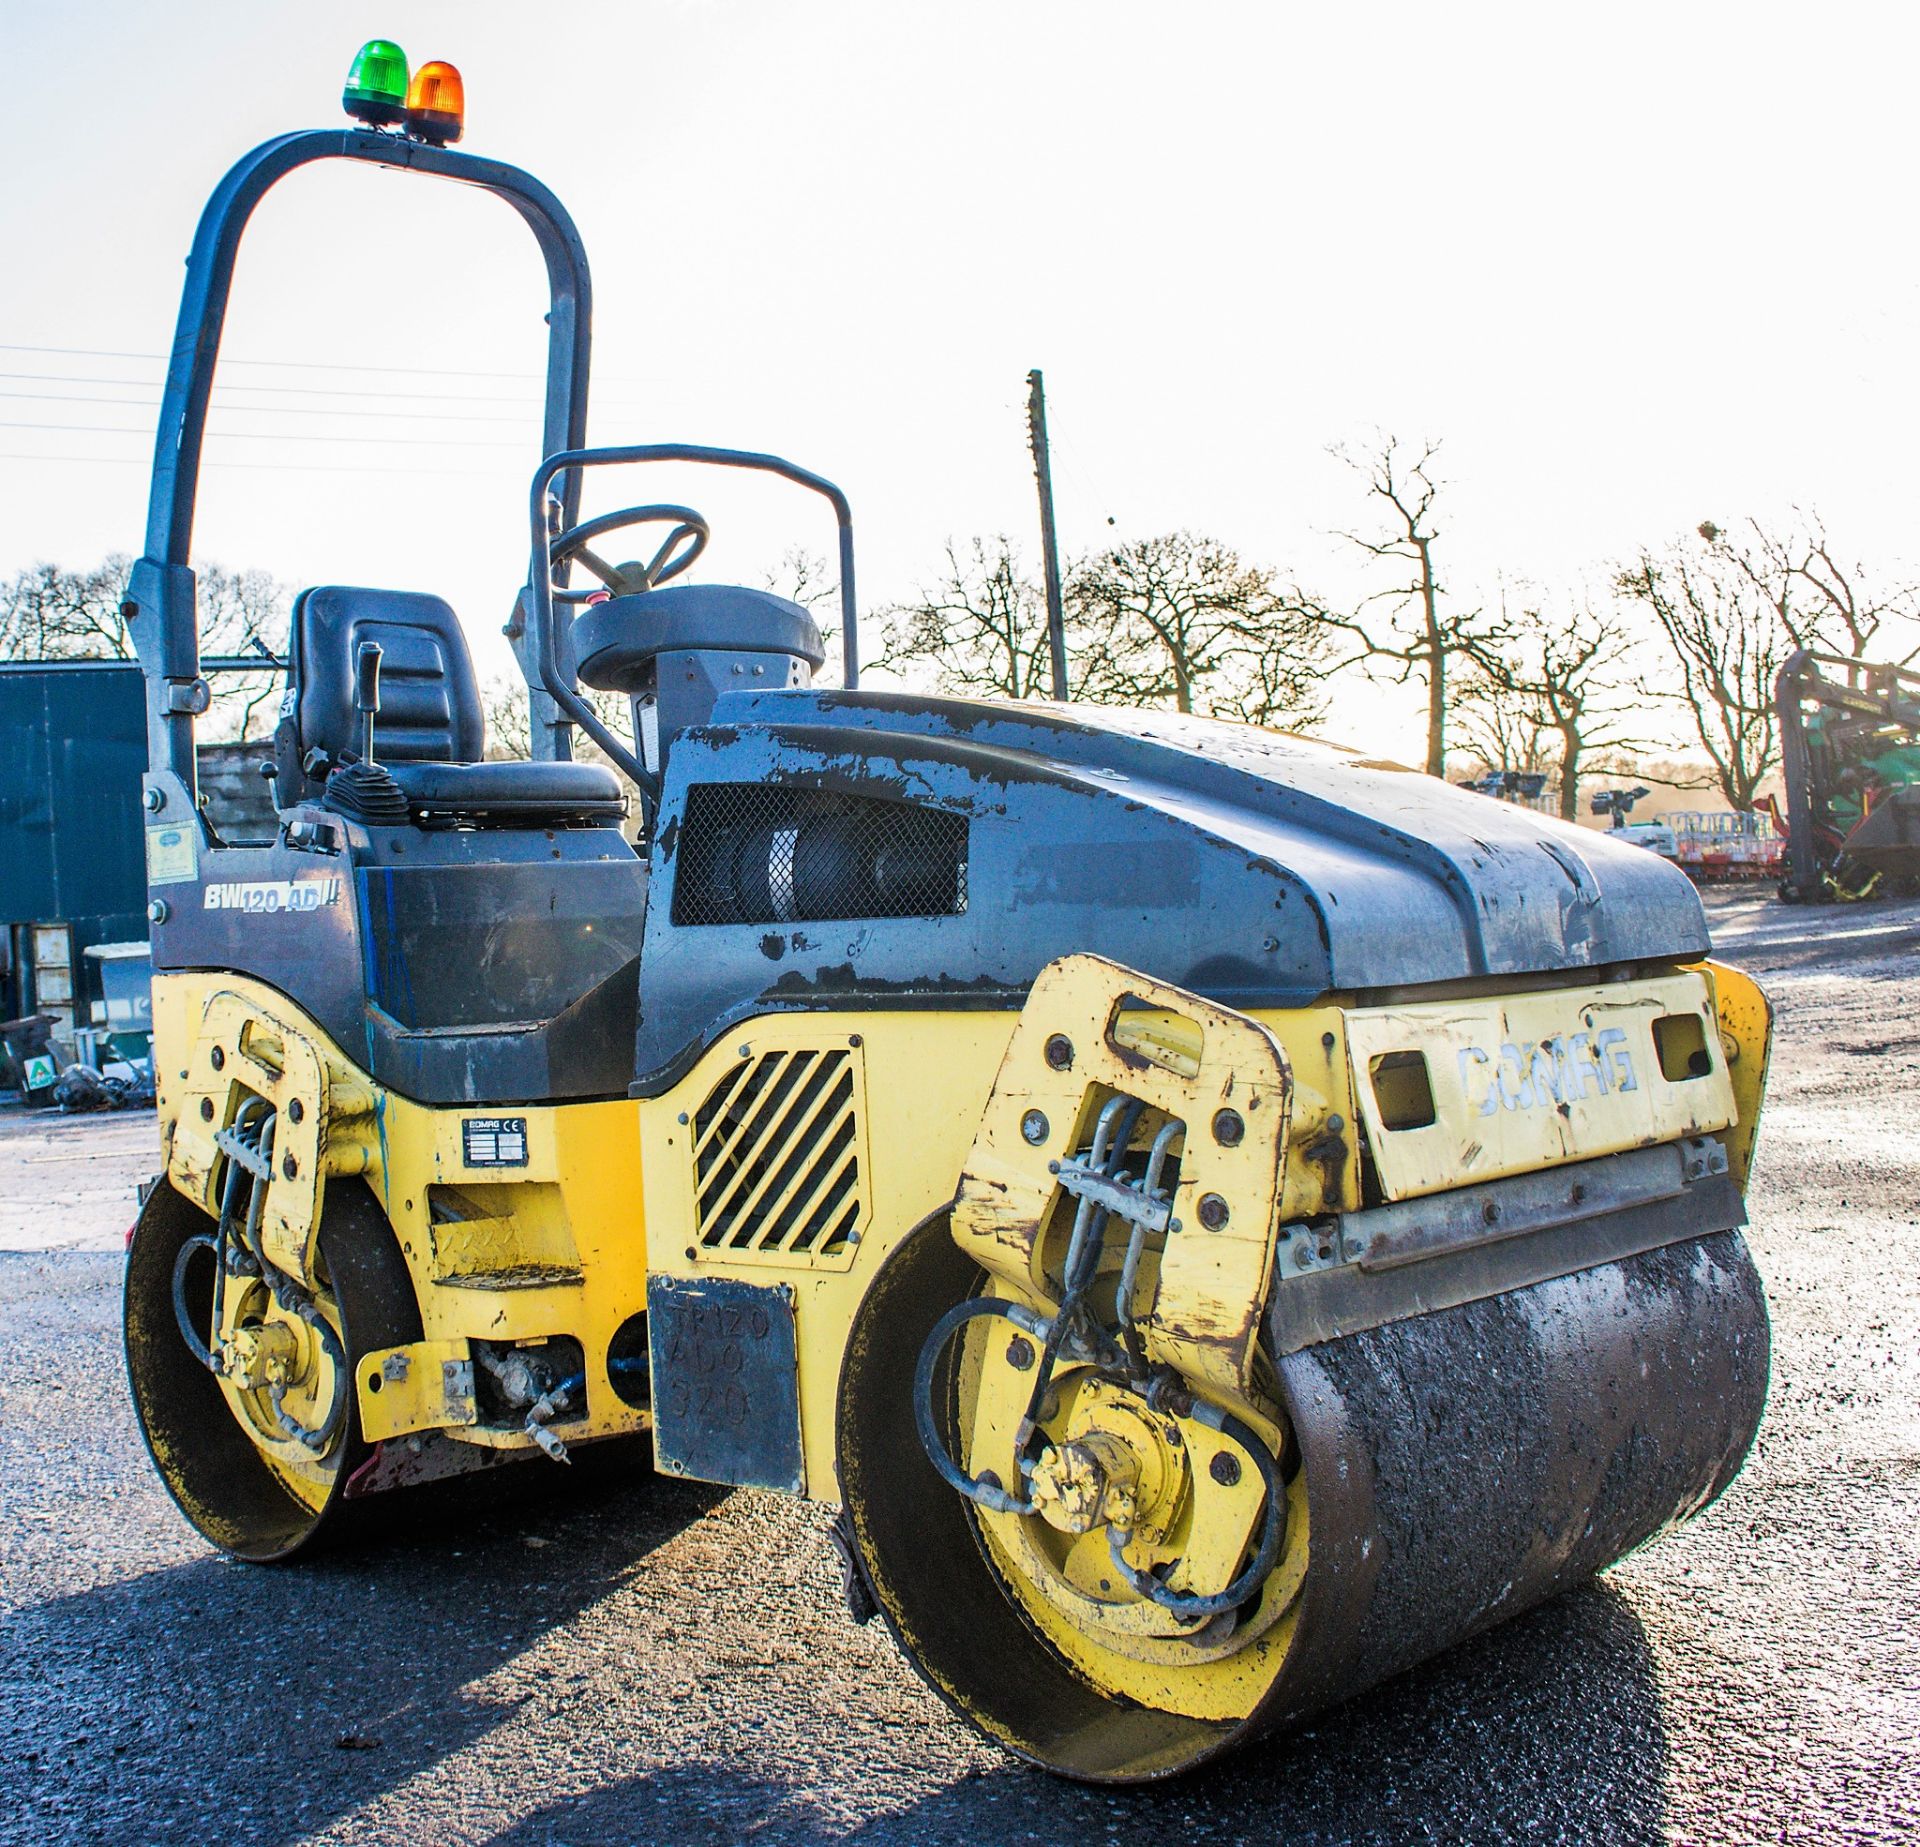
[672,783,968,926]
[691,1047,864,1261]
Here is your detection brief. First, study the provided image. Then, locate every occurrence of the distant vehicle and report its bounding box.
[1459,769,1549,802]
[1616,821,1680,859]
[1775,650,1920,901]
[1662,810,1783,880]
[1591,784,1653,826]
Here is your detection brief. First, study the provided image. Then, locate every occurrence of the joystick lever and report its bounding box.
[354,641,383,764]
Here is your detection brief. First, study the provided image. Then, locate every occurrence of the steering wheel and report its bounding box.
[548,502,711,603]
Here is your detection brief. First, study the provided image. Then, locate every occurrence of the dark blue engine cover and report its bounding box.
[633,690,1707,1093]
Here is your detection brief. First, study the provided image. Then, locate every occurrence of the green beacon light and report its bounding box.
[342,39,409,128]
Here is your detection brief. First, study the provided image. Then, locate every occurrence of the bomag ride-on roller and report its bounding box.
[121,49,1773,1784]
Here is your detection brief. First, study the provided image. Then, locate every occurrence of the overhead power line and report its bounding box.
[0,341,659,390]
[0,451,499,478]
[0,419,532,449]
[0,341,542,381]
[0,369,590,406]
[0,390,540,426]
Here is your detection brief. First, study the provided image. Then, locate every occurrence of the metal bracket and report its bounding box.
[1047,1155,1178,1235]
[357,1339,479,1443]
[1266,1137,1746,1354]
[213,1122,275,1183]
[160,678,211,716]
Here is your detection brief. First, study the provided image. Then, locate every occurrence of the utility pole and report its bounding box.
[1026,368,1070,700]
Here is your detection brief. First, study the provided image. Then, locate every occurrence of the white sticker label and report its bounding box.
[145,825,198,886]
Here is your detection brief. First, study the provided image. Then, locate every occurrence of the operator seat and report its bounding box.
[272,586,626,826]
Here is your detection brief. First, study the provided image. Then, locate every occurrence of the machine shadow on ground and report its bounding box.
[1,1451,725,1843]
[7,1446,1667,1846]
[488,1580,1669,1847]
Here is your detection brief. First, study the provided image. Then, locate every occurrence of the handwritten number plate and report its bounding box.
[647,1276,803,1494]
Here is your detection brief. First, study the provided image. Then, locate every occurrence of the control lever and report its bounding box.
[354,641,383,764]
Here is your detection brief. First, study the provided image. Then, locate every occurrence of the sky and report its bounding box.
[3,1,1917,753]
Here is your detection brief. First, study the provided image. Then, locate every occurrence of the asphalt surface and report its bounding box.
[2,887,1916,1845]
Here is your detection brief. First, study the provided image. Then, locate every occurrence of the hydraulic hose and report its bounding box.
[1103,1400,1288,1621]
[271,1299,348,1453]
[170,1234,223,1372]
[913,1296,1051,1515]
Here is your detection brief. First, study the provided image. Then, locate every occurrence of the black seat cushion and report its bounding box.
[388,759,626,823]
[572,584,826,693]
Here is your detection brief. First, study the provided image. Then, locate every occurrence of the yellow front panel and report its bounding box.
[1344,970,1739,1200]
[151,971,652,1452]
[638,1011,1018,1495]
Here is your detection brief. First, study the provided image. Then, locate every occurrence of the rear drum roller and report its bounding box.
[125,1178,420,1560]
[838,1219,1770,1783]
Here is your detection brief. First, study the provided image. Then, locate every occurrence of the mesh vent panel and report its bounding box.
[673,783,967,926]
[692,1047,863,1259]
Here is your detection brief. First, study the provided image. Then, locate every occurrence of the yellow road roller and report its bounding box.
[122,46,1772,1783]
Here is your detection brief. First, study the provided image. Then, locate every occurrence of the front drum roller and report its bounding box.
[125,1178,421,1560]
[838,1219,1770,1783]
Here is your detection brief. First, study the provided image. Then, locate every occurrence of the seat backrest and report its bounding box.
[276,586,485,798]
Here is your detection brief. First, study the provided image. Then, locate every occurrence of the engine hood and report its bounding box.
[631,690,1708,1093]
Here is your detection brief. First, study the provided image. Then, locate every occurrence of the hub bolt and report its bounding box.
[1198,1192,1230,1230]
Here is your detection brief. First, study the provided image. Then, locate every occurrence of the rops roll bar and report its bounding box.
[124,126,594,823]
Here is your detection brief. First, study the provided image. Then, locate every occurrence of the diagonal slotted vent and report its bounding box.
[692,1047,864,1260]
[672,783,968,926]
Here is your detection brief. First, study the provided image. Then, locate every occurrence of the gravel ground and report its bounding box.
[2,887,1916,1845]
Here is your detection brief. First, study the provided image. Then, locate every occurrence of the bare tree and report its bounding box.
[875,537,1057,701]
[1700,513,1919,663]
[1452,666,1553,782]
[1208,621,1335,733]
[0,558,130,659]
[1618,536,1787,810]
[1068,531,1333,730]
[196,564,291,740]
[764,545,837,616]
[1460,597,1647,820]
[1320,434,1500,776]
[763,545,842,686]
[480,675,531,760]
[0,554,290,740]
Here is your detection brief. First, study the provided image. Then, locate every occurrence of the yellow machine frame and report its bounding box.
[148,950,1769,1508]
